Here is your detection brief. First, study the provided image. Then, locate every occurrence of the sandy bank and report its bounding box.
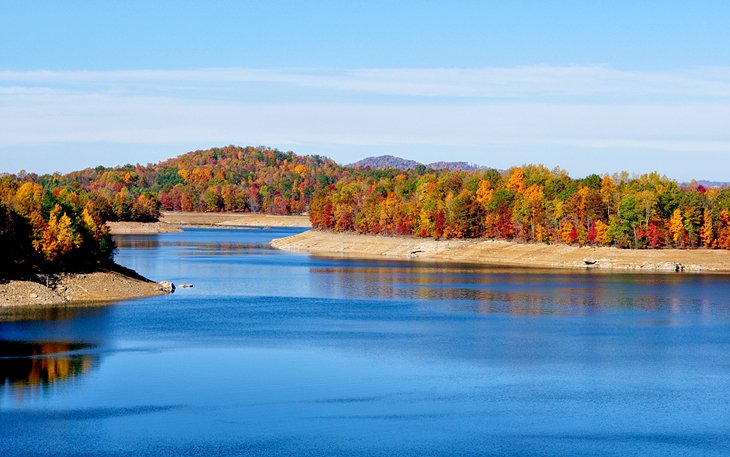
[108,211,311,235]
[161,211,311,227]
[271,230,730,273]
[0,267,170,307]
[107,221,183,235]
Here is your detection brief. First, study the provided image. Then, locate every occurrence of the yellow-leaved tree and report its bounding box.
[716,210,730,249]
[507,168,525,193]
[13,182,43,216]
[668,208,686,247]
[594,219,611,245]
[34,204,81,263]
[700,208,714,248]
[475,179,493,207]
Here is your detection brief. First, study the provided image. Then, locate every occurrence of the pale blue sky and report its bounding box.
[1,1,729,180]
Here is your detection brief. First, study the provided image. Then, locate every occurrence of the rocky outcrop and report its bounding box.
[158,281,176,293]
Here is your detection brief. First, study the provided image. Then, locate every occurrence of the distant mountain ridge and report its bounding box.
[348,155,420,170]
[350,156,729,186]
[427,161,483,172]
[349,155,484,172]
[694,180,730,189]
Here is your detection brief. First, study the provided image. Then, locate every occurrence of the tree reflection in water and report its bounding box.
[0,341,97,396]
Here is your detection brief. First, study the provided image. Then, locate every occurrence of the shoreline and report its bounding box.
[271,230,730,273]
[108,211,311,235]
[0,265,170,308]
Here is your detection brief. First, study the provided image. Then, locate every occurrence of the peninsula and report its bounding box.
[272,230,730,273]
[0,265,169,307]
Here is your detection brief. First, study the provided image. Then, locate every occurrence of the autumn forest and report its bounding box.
[310,164,730,250]
[2,145,730,275]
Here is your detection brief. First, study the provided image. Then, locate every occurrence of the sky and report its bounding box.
[1,0,729,181]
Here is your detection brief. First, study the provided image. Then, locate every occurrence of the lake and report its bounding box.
[2,228,730,456]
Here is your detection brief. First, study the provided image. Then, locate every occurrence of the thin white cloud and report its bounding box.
[2,66,730,99]
[1,66,729,178]
[1,89,728,149]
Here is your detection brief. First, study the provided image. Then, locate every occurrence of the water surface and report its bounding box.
[2,228,730,456]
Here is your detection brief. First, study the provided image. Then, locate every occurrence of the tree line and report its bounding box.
[309,165,730,249]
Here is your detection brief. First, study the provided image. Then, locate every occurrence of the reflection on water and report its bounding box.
[307,264,730,316]
[0,305,108,323]
[115,236,275,253]
[0,341,97,395]
[115,229,730,319]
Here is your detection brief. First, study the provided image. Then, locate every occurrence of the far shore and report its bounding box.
[0,266,170,308]
[108,211,311,234]
[271,230,730,273]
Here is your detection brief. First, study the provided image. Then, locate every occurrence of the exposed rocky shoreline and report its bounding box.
[107,211,311,234]
[271,230,730,273]
[0,265,171,307]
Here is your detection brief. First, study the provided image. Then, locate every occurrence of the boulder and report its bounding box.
[158,281,176,293]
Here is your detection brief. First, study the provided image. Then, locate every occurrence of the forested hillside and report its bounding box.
[309,165,730,249]
[12,146,345,223]
[153,146,343,213]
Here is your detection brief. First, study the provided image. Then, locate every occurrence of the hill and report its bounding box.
[695,180,730,189]
[350,155,483,172]
[349,155,421,170]
[427,161,482,172]
[18,146,347,221]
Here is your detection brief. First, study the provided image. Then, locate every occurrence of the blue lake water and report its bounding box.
[2,227,730,456]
